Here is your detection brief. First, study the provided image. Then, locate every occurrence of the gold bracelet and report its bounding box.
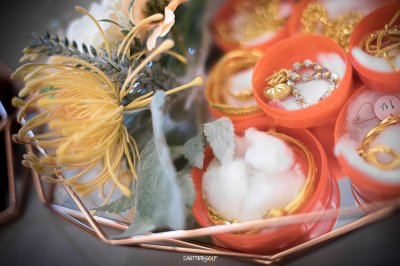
[301,3,363,52]
[360,9,400,71]
[263,60,339,108]
[216,0,286,46]
[204,131,318,233]
[205,50,262,116]
[358,114,400,170]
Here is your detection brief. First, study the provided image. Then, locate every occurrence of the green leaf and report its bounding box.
[122,92,186,236]
[93,194,135,213]
[203,118,235,163]
[183,133,204,168]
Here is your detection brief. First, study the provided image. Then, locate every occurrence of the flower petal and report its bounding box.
[159,7,176,37]
[146,25,163,51]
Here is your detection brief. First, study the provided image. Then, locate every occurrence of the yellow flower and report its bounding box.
[12,6,202,202]
[131,0,188,50]
[12,57,137,197]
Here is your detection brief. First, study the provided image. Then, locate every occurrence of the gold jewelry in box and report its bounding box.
[360,9,400,71]
[216,0,285,46]
[301,3,363,51]
[204,131,318,234]
[205,50,262,116]
[358,114,400,170]
[263,60,340,108]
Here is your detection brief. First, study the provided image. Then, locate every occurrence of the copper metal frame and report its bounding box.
[0,115,30,224]
[26,142,400,265]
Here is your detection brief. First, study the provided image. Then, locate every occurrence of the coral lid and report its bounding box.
[349,2,400,93]
[252,34,352,128]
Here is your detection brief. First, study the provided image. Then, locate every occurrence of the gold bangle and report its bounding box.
[205,50,262,116]
[360,9,400,71]
[358,114,400,170]
[301,3,363,52]
[203,131,318,233]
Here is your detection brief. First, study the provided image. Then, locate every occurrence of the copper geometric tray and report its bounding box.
[27,142,400,265]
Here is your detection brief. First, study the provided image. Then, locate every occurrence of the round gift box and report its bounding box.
[192,117,340,254]
[334,85,400,202]
[212,0,294,53]
[252,34,352,128]
[349,2,400,93]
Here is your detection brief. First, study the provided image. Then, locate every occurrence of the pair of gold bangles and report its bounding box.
[263,60,339,108]
[204,131,317,233]
[358,114,400,170]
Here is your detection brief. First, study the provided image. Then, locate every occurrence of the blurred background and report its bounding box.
[0,1,400,265]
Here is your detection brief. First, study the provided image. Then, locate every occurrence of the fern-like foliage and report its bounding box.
[26,32,177,102]
[27,32,130,83]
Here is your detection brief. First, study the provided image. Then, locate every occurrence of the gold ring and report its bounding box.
[358,114,400,170]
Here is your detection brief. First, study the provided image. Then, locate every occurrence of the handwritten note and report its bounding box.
[374,95,400,120]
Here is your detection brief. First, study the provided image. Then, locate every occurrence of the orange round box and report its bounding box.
[212,0,295,53]
[334,85,400,202]
[192,117,340,254]
[252,34,353,128]
[349,2,400,93]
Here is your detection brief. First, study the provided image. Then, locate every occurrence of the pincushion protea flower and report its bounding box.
[11,6,202,202]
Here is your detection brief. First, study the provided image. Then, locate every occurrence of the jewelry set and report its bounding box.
[263,59,339,108]
[357,10,400,169]
[205,2,400,228]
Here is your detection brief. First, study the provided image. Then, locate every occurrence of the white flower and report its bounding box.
[66,0,131,49]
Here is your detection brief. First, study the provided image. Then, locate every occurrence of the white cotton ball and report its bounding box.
[296,79,333,105]
[320,0,381,19]
[244,129,294,174]
[239,165,305,221]
[317,53,346,79]
[203,128,307,221]
[234,135,248,159]
[352,47,400,73]
[203,159,249,220]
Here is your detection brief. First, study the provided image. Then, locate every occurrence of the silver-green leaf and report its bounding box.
[203,117,235,163]
[122,91,186,236]
[183,133,204,168]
